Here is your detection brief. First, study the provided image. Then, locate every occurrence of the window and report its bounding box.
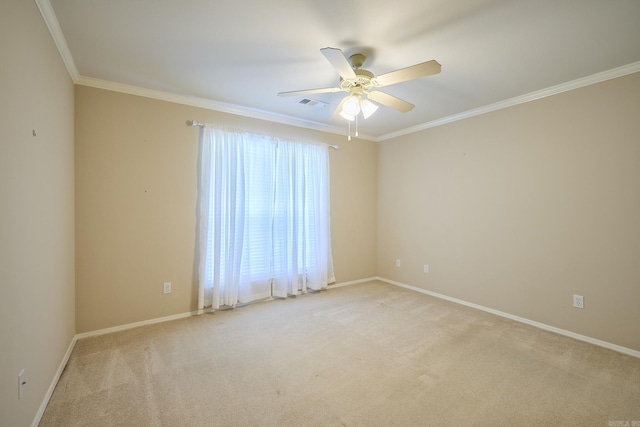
[197,125,334,310]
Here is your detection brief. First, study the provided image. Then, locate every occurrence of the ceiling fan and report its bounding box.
[278,47,441,122]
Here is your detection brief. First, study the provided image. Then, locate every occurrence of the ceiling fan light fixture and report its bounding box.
[279,47,441,140]
[341,95,361,117]
[360,98,378,119]
[339,110,356,121]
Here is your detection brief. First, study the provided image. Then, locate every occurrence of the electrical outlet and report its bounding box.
[395,259,401,267]
[18,369,25,399]
[423,264,429,273]
[573,294,584,309]
[163,282,172,294]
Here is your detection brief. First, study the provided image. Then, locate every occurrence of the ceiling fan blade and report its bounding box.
[368,91,415,113]
[375,60,441,87]
[278,87,342,96]
[320,47,357,80]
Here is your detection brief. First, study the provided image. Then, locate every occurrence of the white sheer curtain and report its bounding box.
[197,125,334,310]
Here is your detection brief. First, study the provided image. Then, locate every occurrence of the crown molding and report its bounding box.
[35,0,79,82]
[35,0,639,143]
[378,61,640,141]
[75,76,378,142]
[34,0,370,141]
[78,60,640,144]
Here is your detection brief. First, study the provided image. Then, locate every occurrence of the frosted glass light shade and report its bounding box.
[339,111,356,121]
[360,98,378,119]
[341,96,360,116]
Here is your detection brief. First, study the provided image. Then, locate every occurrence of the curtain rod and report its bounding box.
[186,120,338,150]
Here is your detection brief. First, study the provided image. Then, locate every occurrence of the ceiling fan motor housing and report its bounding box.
[340,68,378,93]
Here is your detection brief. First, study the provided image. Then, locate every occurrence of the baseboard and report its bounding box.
[76,279,375,339]
[33,308,217,424]
[377,277,640,359]
[34,274,637,426]
[75,309,210,340]
[31,335,77,427]
[76,278,378,340]
[32,276,375,424]
[330,277,378,288]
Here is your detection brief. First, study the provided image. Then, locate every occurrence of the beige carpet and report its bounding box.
[40,281,640,426]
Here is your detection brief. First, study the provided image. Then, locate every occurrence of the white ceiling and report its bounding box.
[44,0,640,140]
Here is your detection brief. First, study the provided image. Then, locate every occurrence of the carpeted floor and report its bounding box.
[40,281,640,426]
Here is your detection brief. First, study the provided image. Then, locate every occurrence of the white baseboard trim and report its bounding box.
[76,278,379,340]
[75,310,206,340]
[33,274,637,426]
[35,308,218,424]
[32,335,77,427]
[330,277,379,288]
[75,278,376,340]
[377,277,640,359]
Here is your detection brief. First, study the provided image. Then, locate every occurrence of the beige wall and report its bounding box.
[74,86,378,333]
[0,0,76,425]
[378,72,640,351]
[75,73,640,352]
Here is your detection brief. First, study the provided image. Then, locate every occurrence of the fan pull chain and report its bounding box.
[348,120,351,141]
[355,114,359,137]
